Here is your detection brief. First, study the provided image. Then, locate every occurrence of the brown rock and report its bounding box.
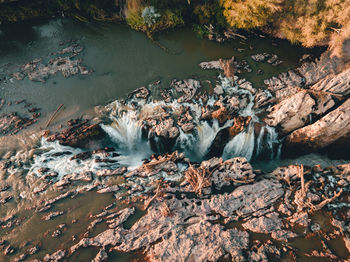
[46,119,102,147]
[147,221,249,262]
[284,98,350,154]
[43,249,66,262]
[242,212,282,234]
[96,167,127,177]
[219,56,236,80]
[264,90,335,135]
[171,79,200,103]
[211,157,255,190]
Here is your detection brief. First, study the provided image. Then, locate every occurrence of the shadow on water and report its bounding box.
[0,22,40,56]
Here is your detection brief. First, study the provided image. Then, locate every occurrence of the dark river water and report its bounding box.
[0,18,313,118]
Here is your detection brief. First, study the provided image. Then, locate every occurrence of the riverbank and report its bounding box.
[1,0,350,58]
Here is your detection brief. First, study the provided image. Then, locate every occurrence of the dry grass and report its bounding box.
[294,164,344,212]
[184,165,212,195]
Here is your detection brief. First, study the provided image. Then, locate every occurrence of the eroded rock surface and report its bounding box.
[285,98,350,153]
[46,118,102,147]
[264,90,335,135]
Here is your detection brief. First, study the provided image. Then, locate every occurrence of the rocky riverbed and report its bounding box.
[0,43,349,261]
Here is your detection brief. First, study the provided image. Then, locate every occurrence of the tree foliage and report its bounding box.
[220,0,283,29]
[220,0,350,53]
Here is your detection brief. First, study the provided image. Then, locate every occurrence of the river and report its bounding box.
[0,18,347,261]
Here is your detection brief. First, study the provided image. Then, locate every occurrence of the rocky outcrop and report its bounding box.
[184,156,255,194]
[4,42,90,83]
[0,99,41,136]
[310,66,350,96]
[251,53,283,66]
[264,90,335,135]
[127,86,150,100]
[262,50,350,155]
[65,158,350,261]
[211,157,255,189]
[43,249,65,261]
[146,221,249,262]
[264,52,341,94]
[1,132,349,262]
[171,79,201,102]
[70,176,283,260]
[0,112,40,135]
[284,98,350,154]
[46,119,102,147]
[199,56,252,77]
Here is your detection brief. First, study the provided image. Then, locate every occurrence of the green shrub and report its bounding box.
[126,9,147,31]
[156,9,184,30]
[126,6,184,33]
[193,24,209,39]
[193,2,227,28]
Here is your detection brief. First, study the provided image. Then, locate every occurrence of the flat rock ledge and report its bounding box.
[55,155,349,261]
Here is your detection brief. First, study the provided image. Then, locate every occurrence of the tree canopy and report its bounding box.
[220,0,350,53]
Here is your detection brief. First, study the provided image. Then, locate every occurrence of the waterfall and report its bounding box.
[222,123,255,161]
[27,75,282,180]
[101,109,152,168]
[28,139,120,179]
[175,129,197,154]
[265,125,279,159]
[175,119,234,161]
[197,120,221,158]
[101,111,143,152]
[222,122,279,161]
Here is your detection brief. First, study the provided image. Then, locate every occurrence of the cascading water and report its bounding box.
[218,76,279,161]
[196,120,221,158]
[101,110,152,168]
[222,123,279,161]
[28,75,281,181]
[222,123,255,161]
[175,119,234,161]
[101,111,142,152]
[28,139,120,179]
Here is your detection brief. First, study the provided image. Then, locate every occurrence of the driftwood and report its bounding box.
[144,152,179,171]
[311,189,343,211]
[185,165,213,195]
[45,104,64,128]
[294,164,344,212]
[143,184,163,210]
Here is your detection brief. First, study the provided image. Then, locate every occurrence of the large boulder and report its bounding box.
[309,66,350,96]
[283,98,350,155]
[264,90,335,135]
